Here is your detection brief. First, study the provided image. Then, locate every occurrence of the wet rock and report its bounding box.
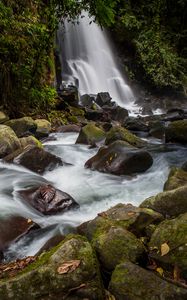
[140,185,187,217]
[19,136,42,149]
[105,126,147,148]
[148,120,165,139]
[5,117,37,138]
[57,124,81,133]
[85,141,153,176]
[80,94,95,108]
[165,119,187,143]
[0,125,21,158]
[34,119,51,139]
[149,213,187,279]
[123,117,148,132]
[105,105,129,123]
[76,123,105,145]
[0,235,104,300]
[14,146,63,174]
[109,262,187,300]
[0,111,9,124]
[92,226,145,271]
[164,167,187,191]
[95,92,112,107]
[58,85,79,107]
[19,184,79,215]
[0,216,33,252]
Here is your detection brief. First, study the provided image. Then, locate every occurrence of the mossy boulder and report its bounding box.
[149,213,187,279]
[105,126,147,148]
[109,262,187,300]
[85,141,153,176]
[164,167,187,191]
[0,235,104,299]
[165,119,187,143]
[92,226,145,271]
[140,186,187,217]
[76,123,105,145]
[5,117,37,138]
[14,146,63,174]
[19,136,42,149]
[78,203,163,239]
[0,125,21,158]
[0,111,9,124]
[34,119,51,139]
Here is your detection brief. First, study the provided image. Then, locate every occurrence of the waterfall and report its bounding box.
[57,12,135,109]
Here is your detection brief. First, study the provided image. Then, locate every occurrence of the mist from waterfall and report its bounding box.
[57,12,135,109]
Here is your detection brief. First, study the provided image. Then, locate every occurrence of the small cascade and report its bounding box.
[57,12,135,109]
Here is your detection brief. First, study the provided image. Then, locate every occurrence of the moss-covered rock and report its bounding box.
[0,125,21,158]
[140,186,187,217]
[0,235,104,299]
[149,213,187,279]
[5,117,37,138]
[76,123,105,145]
[164,167,187,191]
[165,120,187,143]
[92,226,145,271]
[105,126,147,148]
[85,141,153,176]
[109,262,187,300]
[19,136,43,149]
[0,112,9,124]
[34,119,51,139]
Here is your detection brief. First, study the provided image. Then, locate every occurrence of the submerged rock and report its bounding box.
[5,117,37,138]
[105,126,147,148]
[0,125,21,158]
[85,141,153,176]
[19,184,79,215]
[165,119,187,143]
[109,262,187,300]
[149,213,187,279]
[14,146,63,174]
[76,123,105,145]
[0,235,104,300]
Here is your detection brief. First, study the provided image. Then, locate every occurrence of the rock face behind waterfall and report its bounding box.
[19,184,79,215]
[85,141,153,175]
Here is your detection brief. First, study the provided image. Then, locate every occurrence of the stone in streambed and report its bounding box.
[34,119,51,139]
[19,184,79,215]
[0,125,21,158]
[165,119,187,143]
[5,117,37,137]
[164,167,187,191]
[76,123,105,145]
[109,262,187,300]
[85,141,153,176]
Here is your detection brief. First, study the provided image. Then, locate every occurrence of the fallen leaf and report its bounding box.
[156,267,164,276]
[57,260,80,274]
[161,242,170,256]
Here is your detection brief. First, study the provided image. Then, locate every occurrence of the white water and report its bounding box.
[1,133,187,260]
[57,12,136,110]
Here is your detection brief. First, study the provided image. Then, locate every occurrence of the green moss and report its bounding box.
[164,167,187,191]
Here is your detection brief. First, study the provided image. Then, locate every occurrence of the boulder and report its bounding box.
[148,120,165,139]
[109,262,187,300]
[14,146,63,174]
[85,141,153,176]
[0,125,21,158]
[123,117,148,132]
[95,92,112,107]
[105,105,129,123]
[5,117,37,137]
[19,136,42,149]
[80,94,95,108]
[85,108,109,122]
[19,184,79,215]
[0,111,9,124]
[140,185,187,217]
[0,235,104,300]
[105,126,147,148]
[165,119,187,143]
[76,123,105,145]
[34,119,51,139]
[58,85,79,107]
[57,124,81,133]
[149,213,187,279]
[92,226,145,271]
[164,167,187,191]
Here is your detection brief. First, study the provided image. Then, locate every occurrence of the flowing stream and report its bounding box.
[1,133,187,261]
[57,12,136,111]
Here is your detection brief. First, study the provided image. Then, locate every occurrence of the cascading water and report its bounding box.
[57,12,136,110]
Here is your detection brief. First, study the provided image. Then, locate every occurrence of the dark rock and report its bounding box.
[149,120,165,139]
[19,184,79,215]
[57,124,81,133]
[105,105,129,123]
[57,85,79,107]
[123,117,148,132]
[14,146,63,174]
[80,94,95,108]
[95,92,112,107]
[140,185,187,217]
[149,213,187,279]
[109,262,187,300]
[85,108,110,122]
[165,120,187,143]
[76,123,105,145]
[85,141,153,176]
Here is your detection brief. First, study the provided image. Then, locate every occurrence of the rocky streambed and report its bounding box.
[0,92,187,299]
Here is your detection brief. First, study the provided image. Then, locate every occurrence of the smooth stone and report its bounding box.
[76,123,105,145]
[5,117,37,138]
[34,119,51,139]
[0,125,21,158]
